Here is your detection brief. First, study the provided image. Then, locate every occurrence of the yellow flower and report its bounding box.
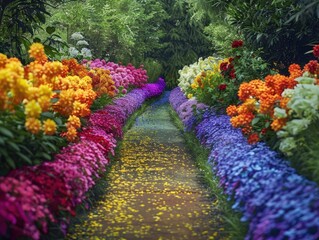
[39,84,52,98]
[0,53,8,68]
[67,115,81,129]
[25,100,42,118]
[28,43,48,63]
[11,78,29,104]
[38,96,51,112]
[191,83,198,89]
[43,119,57,135]
[187,93,193,99]
[65,126,77,142]
[25,117,41,134]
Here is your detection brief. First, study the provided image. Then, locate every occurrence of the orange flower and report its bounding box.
[67,115,81,129]
[247,133,259,144]
[230,112,254,128]
[25,117,42,134]
[271,118,287,131]
[226,105,238,116]
[288,63,302,79]
[64,126,77,142]
[28,43,48,64]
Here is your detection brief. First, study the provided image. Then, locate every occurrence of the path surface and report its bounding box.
[66,92,225,240]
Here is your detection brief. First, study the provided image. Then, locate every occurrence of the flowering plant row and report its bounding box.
[0,43,149,172]
[169,87,319,240]
[83,58,148,93]
[0,78,166,240]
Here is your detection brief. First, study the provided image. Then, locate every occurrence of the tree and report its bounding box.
[154,0,213,87]
[0,0,68,60]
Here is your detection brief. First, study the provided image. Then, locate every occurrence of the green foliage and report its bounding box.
[204,22,240,56]
[0,107,66,176]
[226,0,319,67]
[142,58,164,83]
[0,0,68,61]
[156,0,213,88]
[46,0,168,65]
[90,94,113,111]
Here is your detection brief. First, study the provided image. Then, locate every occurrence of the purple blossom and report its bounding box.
[169,87,319,240]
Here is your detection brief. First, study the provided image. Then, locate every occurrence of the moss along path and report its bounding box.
[66,93,226,240]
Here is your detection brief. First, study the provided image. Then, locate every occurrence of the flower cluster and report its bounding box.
[83,59,148,92]
[0,43,125,142]
[0,78,166,239]
[169,87,319,240]
[176,40,270,110]
[226,64,301,144]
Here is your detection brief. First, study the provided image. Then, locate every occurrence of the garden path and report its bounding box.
[66,92,225,240]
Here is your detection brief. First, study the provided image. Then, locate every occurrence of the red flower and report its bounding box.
[230,69,236,79]
[218,84,227,91]
[313,45,319,58]
[220,62,228,71]
[232,40,244,48]
[304,60,318,74]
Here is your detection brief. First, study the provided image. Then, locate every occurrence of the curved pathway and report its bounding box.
[67,92,226,239]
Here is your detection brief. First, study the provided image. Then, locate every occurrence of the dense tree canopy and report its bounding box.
[1,0,318,83]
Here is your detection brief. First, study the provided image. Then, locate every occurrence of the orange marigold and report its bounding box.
[67,115,81,129]
[226,105,238,116]
[64,126,77,142]
[230,112,254,128]
[271,118,287,131]
[288,63,302,79]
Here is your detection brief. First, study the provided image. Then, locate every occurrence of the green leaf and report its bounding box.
[17,152,32,164]
[46,26,56,34]
[41,112,54,118]
[33,37,41,43]
[7,141,20,151]
[252,117,260,125]
[41,152,52,160]
[51,98,59,103]
[43,142,57,152]
[0,127,14,138]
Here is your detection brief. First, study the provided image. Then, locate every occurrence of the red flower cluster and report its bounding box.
[313,44,319,58]
[218,84,227,91]
[220,58,236,79]
[232,40,244,48]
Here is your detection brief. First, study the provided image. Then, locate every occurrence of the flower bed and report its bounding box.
[0,78,165,240]
[169,87,319,240]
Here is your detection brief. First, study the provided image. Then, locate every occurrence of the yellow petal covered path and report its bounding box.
[67,93,226,239]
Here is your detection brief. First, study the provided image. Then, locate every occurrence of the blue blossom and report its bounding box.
[169,87,319,240]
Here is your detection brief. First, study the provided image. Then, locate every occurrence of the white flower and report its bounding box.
[70,32,84,41]
[68,47,79,57]
[281,88,294,98]
[81,48,92,58]
[279,137,297,156]
[284,119,311,136]
[295,76,316,84]
[76,40,89,46]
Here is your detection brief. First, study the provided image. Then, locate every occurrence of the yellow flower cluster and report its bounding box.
[0,43,112,141]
